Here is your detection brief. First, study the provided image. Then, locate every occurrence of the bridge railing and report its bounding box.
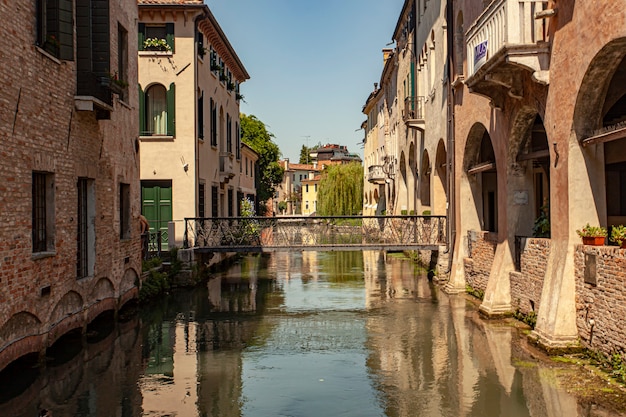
[183,215,447,252]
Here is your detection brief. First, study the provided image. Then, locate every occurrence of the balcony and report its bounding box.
[74,71,114,120]
[220,152,236,183]
[403,96,425,131]
[465,0,551,107]
[367,165,386,184]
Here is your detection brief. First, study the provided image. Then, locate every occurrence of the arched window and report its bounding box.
[147,84,167,135]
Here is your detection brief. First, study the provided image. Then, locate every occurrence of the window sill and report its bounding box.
[35,46,62,64]
[139,51,173,57]
[32,251,56,260]
[139,135,175,141]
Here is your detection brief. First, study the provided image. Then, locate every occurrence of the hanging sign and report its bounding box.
[474,40,488,71]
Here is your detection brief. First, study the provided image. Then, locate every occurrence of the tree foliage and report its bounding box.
[298,142,321,164]
[240,114,283,213]
[317,163,364,216]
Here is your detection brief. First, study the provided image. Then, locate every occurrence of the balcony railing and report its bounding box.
[466,0,549,78]
[367,165,386,184]
[404,96,425,131]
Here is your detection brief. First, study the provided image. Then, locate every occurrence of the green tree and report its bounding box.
[240,114,284,214]
[317,163,363,216]
[299,144,311,164]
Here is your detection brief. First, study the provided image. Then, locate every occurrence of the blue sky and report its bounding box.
[206,0,405,162]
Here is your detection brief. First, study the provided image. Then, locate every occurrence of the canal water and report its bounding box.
[1,251,624,416]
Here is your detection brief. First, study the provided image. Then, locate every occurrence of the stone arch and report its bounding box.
[49,291,83,327]
[408,142,417,213]
[398,151,408,213]
[120,268,139,300]
[420,150,432,209]
[572,38,626,229]
[0,312,42,350]
[573,38,626,139]
[510,109,551,238]
[463,123,498,232]
[434,139,448,215]
[90,277,115,301]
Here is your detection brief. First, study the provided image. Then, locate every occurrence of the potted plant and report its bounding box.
[610,225,626,248]
[576,223,607,246]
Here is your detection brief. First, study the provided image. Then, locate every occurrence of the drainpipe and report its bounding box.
[445,0,456,273]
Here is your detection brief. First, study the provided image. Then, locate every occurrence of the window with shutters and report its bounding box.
[120,183,131,240]
[199,183,206,218]
[32,172,56,254]
[210,98,218,147]
[227,114,232,153]
[198,91,204,140]
[211,186,219,217]
[139,83,176,136]
[77,178,95,279]
[138,23,175,53]
[36,0,74,60]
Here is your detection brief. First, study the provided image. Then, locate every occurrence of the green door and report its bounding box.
[142,181,172,251]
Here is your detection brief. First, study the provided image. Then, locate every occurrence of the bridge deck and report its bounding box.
[184,215,447,253]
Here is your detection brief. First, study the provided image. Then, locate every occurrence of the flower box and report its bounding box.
[582,236,605,246]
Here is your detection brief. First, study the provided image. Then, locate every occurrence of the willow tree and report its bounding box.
[317,163,363,216]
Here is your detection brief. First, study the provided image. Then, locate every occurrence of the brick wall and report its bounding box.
[464,231,497,293]
[575,245,626,357]
[511,238,550,314]
[0,0,140,371]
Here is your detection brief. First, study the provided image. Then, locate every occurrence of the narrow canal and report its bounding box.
[1,251,625,416]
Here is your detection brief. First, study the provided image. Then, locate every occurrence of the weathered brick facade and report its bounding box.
[511,238,550,315]
[0,0,140,371]
[575,245,626,358]
[463,231,497,294]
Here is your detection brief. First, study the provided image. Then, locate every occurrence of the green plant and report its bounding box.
[610,224,626,246]
[143,37,171,52]
[401,210,408,215]
[278,201,287,213]
[236,93,245,101]
[422,210,431,215]
[576,223,607,238]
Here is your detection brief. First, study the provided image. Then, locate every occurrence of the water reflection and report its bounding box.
[0,251,623,416]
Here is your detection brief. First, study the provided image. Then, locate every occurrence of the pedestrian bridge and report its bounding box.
[183,215,447,252]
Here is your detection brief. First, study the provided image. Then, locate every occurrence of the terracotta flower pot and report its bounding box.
[582,236,605,246]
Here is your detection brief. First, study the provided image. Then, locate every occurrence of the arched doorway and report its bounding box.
[464,124,498,233]
[420,150,431,211]
[398,151,408,214]
[434,139,447,215]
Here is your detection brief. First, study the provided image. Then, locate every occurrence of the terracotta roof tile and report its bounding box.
[138,0,203,5]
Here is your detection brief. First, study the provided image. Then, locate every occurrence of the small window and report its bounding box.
[306,184,309,193]
[210,98,217,146]
[120,183,131,239]
[32,172,55,253]
[198,91,204,140]
[228,189,234,217]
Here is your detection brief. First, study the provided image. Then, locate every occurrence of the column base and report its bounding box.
[442,282,466,294]
[529,328,582,355]
[478,303,512,319]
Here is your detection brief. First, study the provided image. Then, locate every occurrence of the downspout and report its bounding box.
[194,13,203,218]
[445,0,456,273]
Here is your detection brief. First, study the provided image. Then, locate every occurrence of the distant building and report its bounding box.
[301,173,321,216]
[275,159,320,215]
[138,0,250,247]
[310,144,362,167]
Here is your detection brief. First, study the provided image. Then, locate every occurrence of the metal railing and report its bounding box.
[184,215,447,252]
[404,96,425,122]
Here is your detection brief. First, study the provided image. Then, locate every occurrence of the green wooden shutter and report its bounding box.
[167,83,176,137]
[138,23,145,51]
[166,23,175,53]
[139,84,146,135]
[58,0,74,60]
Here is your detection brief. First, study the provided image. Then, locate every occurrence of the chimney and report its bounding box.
[285,158,289,171]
